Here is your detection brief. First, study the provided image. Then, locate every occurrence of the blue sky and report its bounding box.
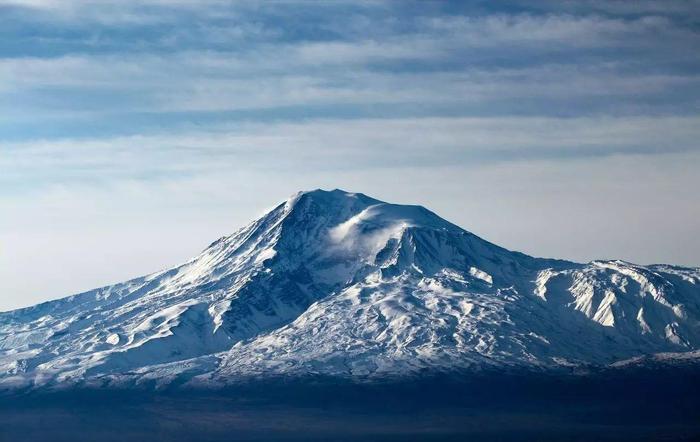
[1,0,699,310]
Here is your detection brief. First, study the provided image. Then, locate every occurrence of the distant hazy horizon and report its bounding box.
[2,0,699,311]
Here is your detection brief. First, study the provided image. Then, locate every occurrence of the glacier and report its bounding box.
[1,188,699,390]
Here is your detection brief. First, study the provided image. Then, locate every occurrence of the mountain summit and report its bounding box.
[1,189,699,389]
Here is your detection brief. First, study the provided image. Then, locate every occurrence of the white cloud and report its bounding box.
[5,115,699,205]
[2,50,698,118]
[2,5,698,121]
[424,13,696,49]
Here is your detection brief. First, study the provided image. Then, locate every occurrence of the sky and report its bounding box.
[1,0,699,311]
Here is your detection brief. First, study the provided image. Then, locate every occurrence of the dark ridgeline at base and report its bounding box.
[1,365,699,442]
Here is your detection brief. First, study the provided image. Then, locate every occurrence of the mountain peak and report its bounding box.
[282,188,459,235]
[294,187,368,198]
[284,188,376,213]
[287,188,376,206]
[1,190,699,390]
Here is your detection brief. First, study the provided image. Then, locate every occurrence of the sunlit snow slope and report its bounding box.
[1,189,699,389]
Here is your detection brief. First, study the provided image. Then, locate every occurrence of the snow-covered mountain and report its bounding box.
[1,189,699,389]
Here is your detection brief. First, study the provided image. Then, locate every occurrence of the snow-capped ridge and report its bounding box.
[0,189,698,389]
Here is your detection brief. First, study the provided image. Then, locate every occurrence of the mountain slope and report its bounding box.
[1,189,699,389]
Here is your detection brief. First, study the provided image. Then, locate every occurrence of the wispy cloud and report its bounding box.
[4,115,699,194]
[2,4,698,133]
